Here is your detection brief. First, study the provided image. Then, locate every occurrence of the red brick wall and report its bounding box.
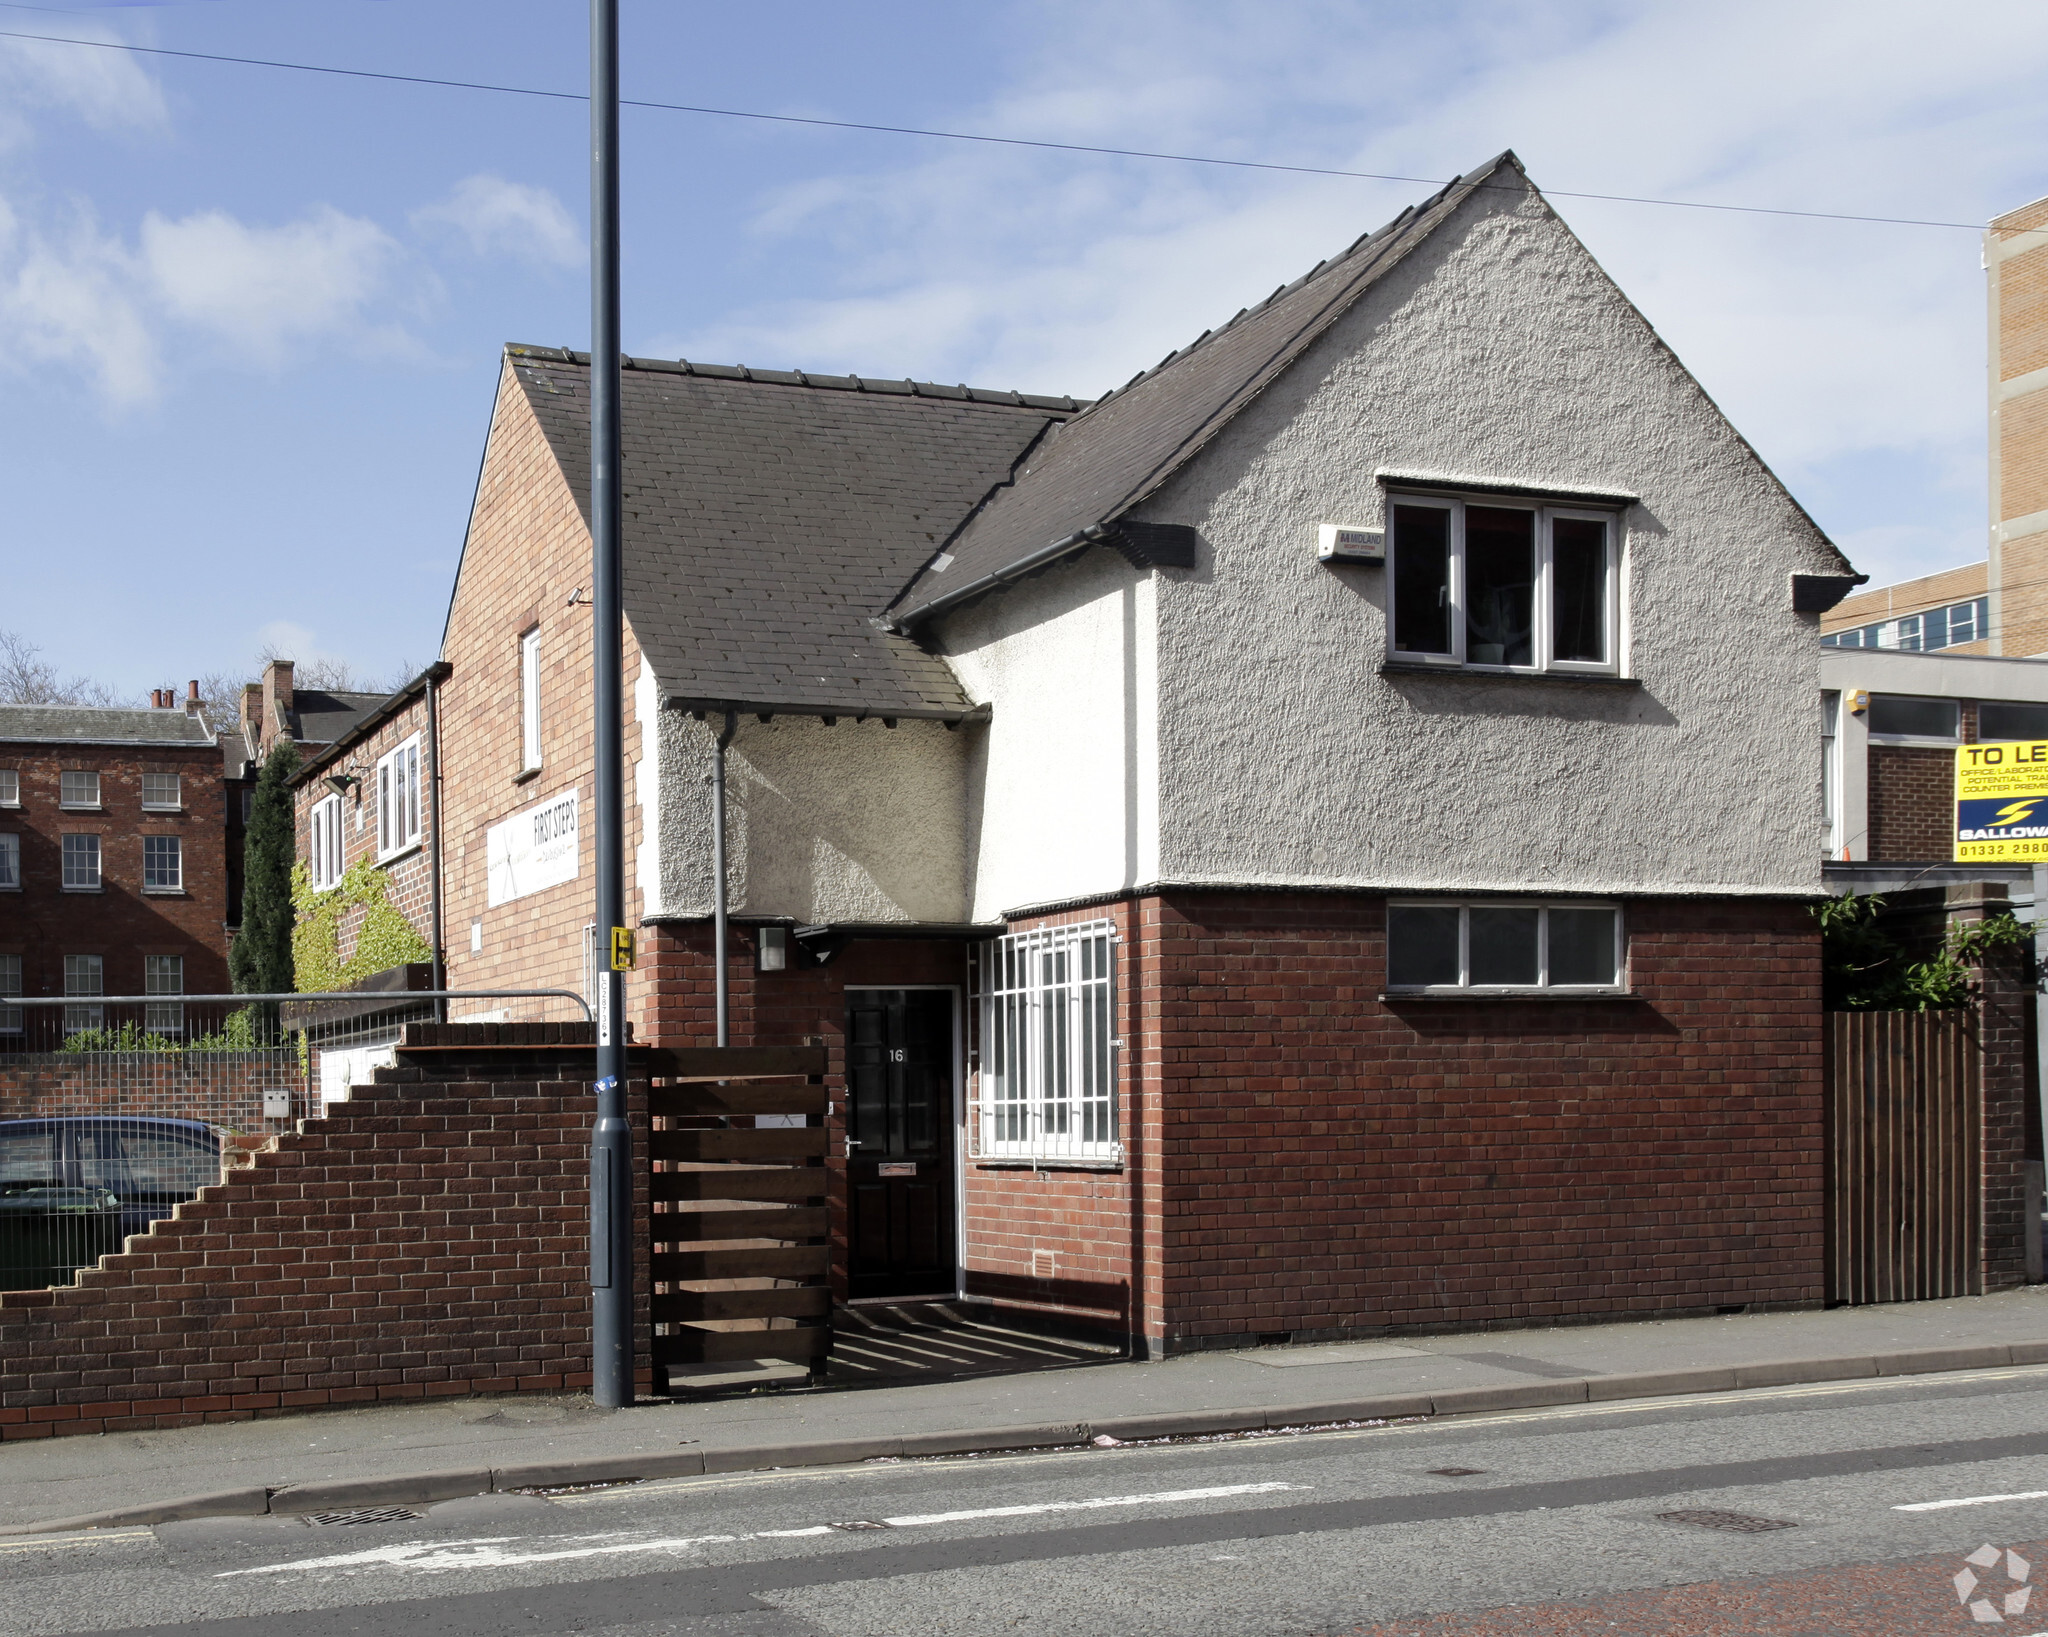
[1868,745,1958,861]
[0,736,229,1031]
[0,1073,651,1440]
[0,1053,301,1132]
[1116,892,1825,1352]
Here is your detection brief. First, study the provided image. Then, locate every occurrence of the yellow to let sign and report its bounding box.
[1954,740,2048,860]
[610,927,636,971]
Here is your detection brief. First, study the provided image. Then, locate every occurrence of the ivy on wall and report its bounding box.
[291,858,433,993]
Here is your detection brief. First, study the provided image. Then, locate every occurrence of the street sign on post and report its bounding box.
[587,0,632,1410]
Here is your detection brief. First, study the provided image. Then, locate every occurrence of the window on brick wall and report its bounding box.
[0,953,20,1035]
[309,792,344,890]
[145,954,184,1035]
[1867,694,1959,742]
[520,626,543,772]
[976,920,1118,1162]
[61,833,100,890]
[0,770,17,807]
[141,772,182,810]
[1387,901,1623,992]
[1978,701,2048,741]
[64,953,102,1033]
[60,770,99,809]
[0,832,17,890]
[376,735,423,859]
[142,835,182,892]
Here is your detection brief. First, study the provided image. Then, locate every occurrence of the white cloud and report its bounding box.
[412,174,581,268]
[0,197,158,405]
[0,22,166,152]
[139,204,404,365]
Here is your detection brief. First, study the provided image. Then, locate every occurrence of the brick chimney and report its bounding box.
[184,679,204,720]
[260,659,295,753]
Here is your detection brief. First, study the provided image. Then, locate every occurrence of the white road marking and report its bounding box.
[883,1482,1302,1528]
[1895,1489,2048,1512]
[216,1481,1308,1578]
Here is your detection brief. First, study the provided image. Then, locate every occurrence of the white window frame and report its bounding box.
[1386,493,1621,676]
[64,953,103,1033]
[59,770,100,810]
[144,954,184,1036]
[1822,691,1841,859]
[0,832,17,891]
[1386,899,1626,994]
[309,792,345,890]
[0,952,20,1035]
[975,919,1120,1163]
[375,735,423,861]
[61,833,101,891]
[140,771,183,811]
[520,626,543,772]
[142,834,183,892]
[0,771,17,807]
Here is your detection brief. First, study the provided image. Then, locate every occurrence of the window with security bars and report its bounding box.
[976,921,1119,1161]
[143,835,182,892]
[64,954,103,1033]
[141,772,182,810]
[62,833,101,890]
[0,953,20,1035]
[145,954,184,1035]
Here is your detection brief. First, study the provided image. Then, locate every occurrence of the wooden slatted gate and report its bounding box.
[645,1045,833,1383]
[1826,1011,1982,1304]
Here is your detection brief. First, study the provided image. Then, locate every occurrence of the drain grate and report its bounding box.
[1655,1508,1797,1534]
[1428,1468,1487,1477]
[306,1506,425,1528]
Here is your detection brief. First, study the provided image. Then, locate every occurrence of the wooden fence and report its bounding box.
[644,1045,833,1384]
[1826,1010,1981,1304]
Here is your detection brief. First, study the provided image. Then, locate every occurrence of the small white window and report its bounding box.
[0,771,17,807]
[64,953,103,1033]
[0,952,20,1034]
[977,920,1119,1161]
[376,735,423,859]
[520,626,543,771]
[144,954,184,1035]
[143,835,183,892]
[1387,495,1618,674]
[309,793,345,890]
[61,833,101,890]
[60,770,100,809]
[0,833,17,890]
[141,772,182,810]
[1386,901,1623,992]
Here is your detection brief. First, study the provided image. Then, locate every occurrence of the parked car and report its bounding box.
[0,1117,223,1290]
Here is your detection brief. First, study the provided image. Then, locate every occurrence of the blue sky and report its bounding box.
[4,0,2047,698]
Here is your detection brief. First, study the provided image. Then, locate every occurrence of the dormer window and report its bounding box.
[1388,494,1618,674]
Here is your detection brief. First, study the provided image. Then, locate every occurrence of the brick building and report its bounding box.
[0,698,228,1048]
[1821,189,2048,657]
[318,153,1871,1357]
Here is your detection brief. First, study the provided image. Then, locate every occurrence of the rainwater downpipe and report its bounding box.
[711,710,737,1047]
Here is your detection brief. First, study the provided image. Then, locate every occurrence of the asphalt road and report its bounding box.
[10,1365,2048,1637]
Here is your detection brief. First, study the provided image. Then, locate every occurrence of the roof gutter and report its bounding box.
[666,696,990,726]
[880,523,1112,635]
[290,661,455,787]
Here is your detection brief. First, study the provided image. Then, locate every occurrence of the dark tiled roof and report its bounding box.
[886,154,1523,627]
[504,351,1079,717]
[0,705,214,746]
[291,690,385,747]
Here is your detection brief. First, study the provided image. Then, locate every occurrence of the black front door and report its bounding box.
[845,988,956,1299]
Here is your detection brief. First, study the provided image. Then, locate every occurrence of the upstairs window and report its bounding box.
[0,833,16,891]
[0,953,19,1035]
[1866,694,1959,742]
[61,833,101,890]
[1978,701,2048,742]
[1387,901,1623,992]
[520,626,543,771]
[141,772,182,810]
[309,793,344,890]
[376,735,422,859]
[1389,496,1617,673]
[0,771,16,806]
[60,770,100,809]
[143,835,182,892]
[1823,596,1987,652]
[977,920,1119,1162]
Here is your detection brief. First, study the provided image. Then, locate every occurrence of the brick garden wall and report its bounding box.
[0,1073,650,1441]
[1125,891,1827,1354]
[0,1051,301,1133]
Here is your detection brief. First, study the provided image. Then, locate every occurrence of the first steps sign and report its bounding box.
[1954,741,2048,860]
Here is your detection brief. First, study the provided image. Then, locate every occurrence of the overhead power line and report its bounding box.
[0,23,2020,236]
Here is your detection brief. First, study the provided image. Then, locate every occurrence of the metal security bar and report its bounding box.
[973,921,1119,1163]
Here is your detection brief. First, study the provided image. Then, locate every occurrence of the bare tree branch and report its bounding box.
[0,631,133,708]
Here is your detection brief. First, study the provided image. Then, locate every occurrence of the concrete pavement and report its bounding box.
[5,1288,2046,1533]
